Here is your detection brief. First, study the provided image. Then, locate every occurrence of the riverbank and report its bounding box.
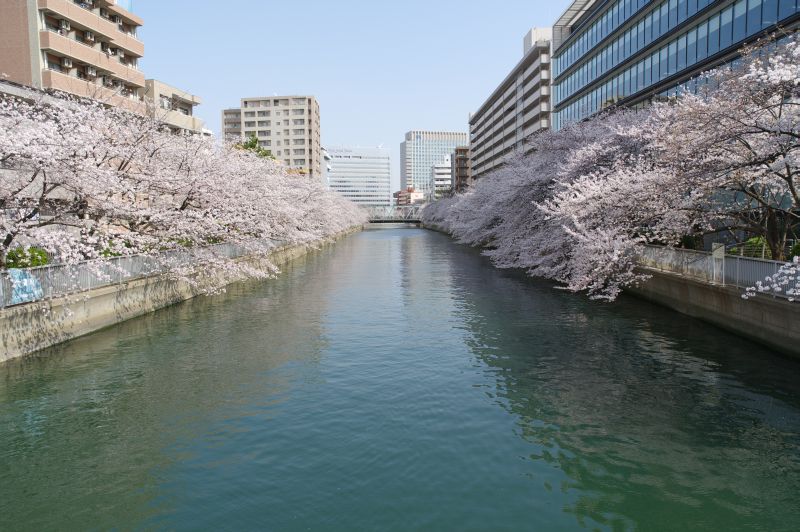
[0,226,362,362]
[423,223,799,358]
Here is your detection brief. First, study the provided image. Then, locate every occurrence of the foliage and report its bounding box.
[423,34,800,301]
[791,243,800,260]
[236,135,275,159]
[5,246,49,268]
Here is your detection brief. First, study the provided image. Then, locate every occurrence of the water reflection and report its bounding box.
[436,234,800,529]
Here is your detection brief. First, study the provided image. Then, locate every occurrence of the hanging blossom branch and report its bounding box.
[423,33,800,301]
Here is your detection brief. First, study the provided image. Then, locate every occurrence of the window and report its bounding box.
[696,20,708,60]
[244,111,256,117]
[762,0,778,28]
[258,130,269,137]
[257,111,270,117]
[708,13,720,55]
[244,121,255,127]
[747,0,762,34]
[293,149,306,155]
[677,33,687,70]
[293,159,306,166]
[733,0,747,41]
[687,27,697,64]
[292,109,305,116]
[258,121,269,126]
[668,40,677,75]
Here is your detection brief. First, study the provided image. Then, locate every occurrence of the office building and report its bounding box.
[400,130,467,199]
[222,95,322,178]
[0,0,145,113]
[450,146,471,193]
[469,27,552,179]
[326,146,392,207]
[144,79,206,135]
[430,156,453,199]
[551,0,800,131]
[394,188,426,206]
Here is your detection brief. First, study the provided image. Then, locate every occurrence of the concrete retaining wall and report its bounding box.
[0,227,361,363]
[628,268,800,358]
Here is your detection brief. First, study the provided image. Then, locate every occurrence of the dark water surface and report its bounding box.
[2,227,799,531]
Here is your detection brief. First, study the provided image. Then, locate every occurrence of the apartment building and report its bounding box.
[326,146,392,207]
[400,130,468,200]
[469,27,552,180]
[551,0,800,130]
[0,0,146,113]
[430,155,453,199]
[450,146,471,193]
[222,95,322,178]
[144,79,206,135]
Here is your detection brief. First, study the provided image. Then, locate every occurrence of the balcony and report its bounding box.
[39,30,144,87]
[41,68,145,113]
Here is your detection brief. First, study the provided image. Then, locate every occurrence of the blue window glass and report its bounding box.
[779,0,796,19]
[697,20,708,60]
[637,61,644,91]
[747,0,762,34]
[661,3,670,34]
[653,8,661,39]
[687,27,697,64]
[660,46,668,79]
[668,40,677,75]
[762,0,779,27]
[689,0,698,15]
[708,13,720,55]
[678,0,688,22]
[733,0,748,41]
[720,6,733,48]
[669,0,679,26]
[645,12,653,42]
[677,33,687,70]
[638,20,645,50]
[625,31,631,58]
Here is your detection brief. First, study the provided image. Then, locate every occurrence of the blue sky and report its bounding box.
[136,0,572,188]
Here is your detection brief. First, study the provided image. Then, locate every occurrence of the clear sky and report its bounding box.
[135,0,572,189]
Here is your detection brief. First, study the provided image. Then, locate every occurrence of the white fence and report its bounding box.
[0,239,284,309]
[638,245,794,300]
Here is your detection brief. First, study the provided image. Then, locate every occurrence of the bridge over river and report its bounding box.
[365,205,424,223]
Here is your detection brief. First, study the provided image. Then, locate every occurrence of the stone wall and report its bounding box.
[628,268,800,358]
[0,228,361,363]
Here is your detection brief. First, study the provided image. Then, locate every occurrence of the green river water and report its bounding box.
[1,227,799,531]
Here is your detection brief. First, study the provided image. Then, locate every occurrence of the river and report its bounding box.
[1,227,799,530]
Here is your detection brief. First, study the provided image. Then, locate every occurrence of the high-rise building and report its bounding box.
[0,0,146,113]
[144,79,206,135]
[469,27,552,179]
[326,146,392,207]
[222,95,322,178]
[450,146,471,193]
[430,155,453,199]
[400,130,468,199]
[551,0,800,131]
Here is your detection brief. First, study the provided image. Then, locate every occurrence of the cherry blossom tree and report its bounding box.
[0,90,366,284]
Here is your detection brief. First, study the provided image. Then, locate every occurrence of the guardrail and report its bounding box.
[638,245,794,300]
[0,239,284,309]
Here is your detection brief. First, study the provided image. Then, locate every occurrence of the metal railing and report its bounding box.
[638,245,795,300]
[365,205,424,222]
[0,239,285,309]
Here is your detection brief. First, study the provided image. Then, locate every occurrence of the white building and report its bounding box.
[430,155,453,200]
[326,146,391,207]
[400,130,467,199]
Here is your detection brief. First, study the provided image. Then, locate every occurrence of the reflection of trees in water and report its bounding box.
[440,241,800,529]
[0,248,336,530]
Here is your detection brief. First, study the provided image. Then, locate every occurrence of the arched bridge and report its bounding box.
[365,206,424,223]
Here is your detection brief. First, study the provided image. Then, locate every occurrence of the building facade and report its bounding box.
[326,146,392,207]
[0,0,145,113]
[400,130,468,199]
[551,0,800,131]
[469,27,552,179]
[222,95,322,178]
[144,79,206,135]
[394,188,426,206]
[450,146,471,193]
[430,155,453,199]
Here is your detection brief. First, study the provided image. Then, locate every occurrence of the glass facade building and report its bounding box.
[551,0,800,130]
[326,146,392,207]
[400,131,468,199]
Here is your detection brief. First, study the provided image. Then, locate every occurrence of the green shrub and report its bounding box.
[5,246,49,268]
[790,242,800,260]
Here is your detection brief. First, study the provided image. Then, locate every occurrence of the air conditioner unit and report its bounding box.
[85,31,95,42]
[99,7,108,17]
[59,19,70,31]
[86,66,97,77]
[61,57,72,68]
